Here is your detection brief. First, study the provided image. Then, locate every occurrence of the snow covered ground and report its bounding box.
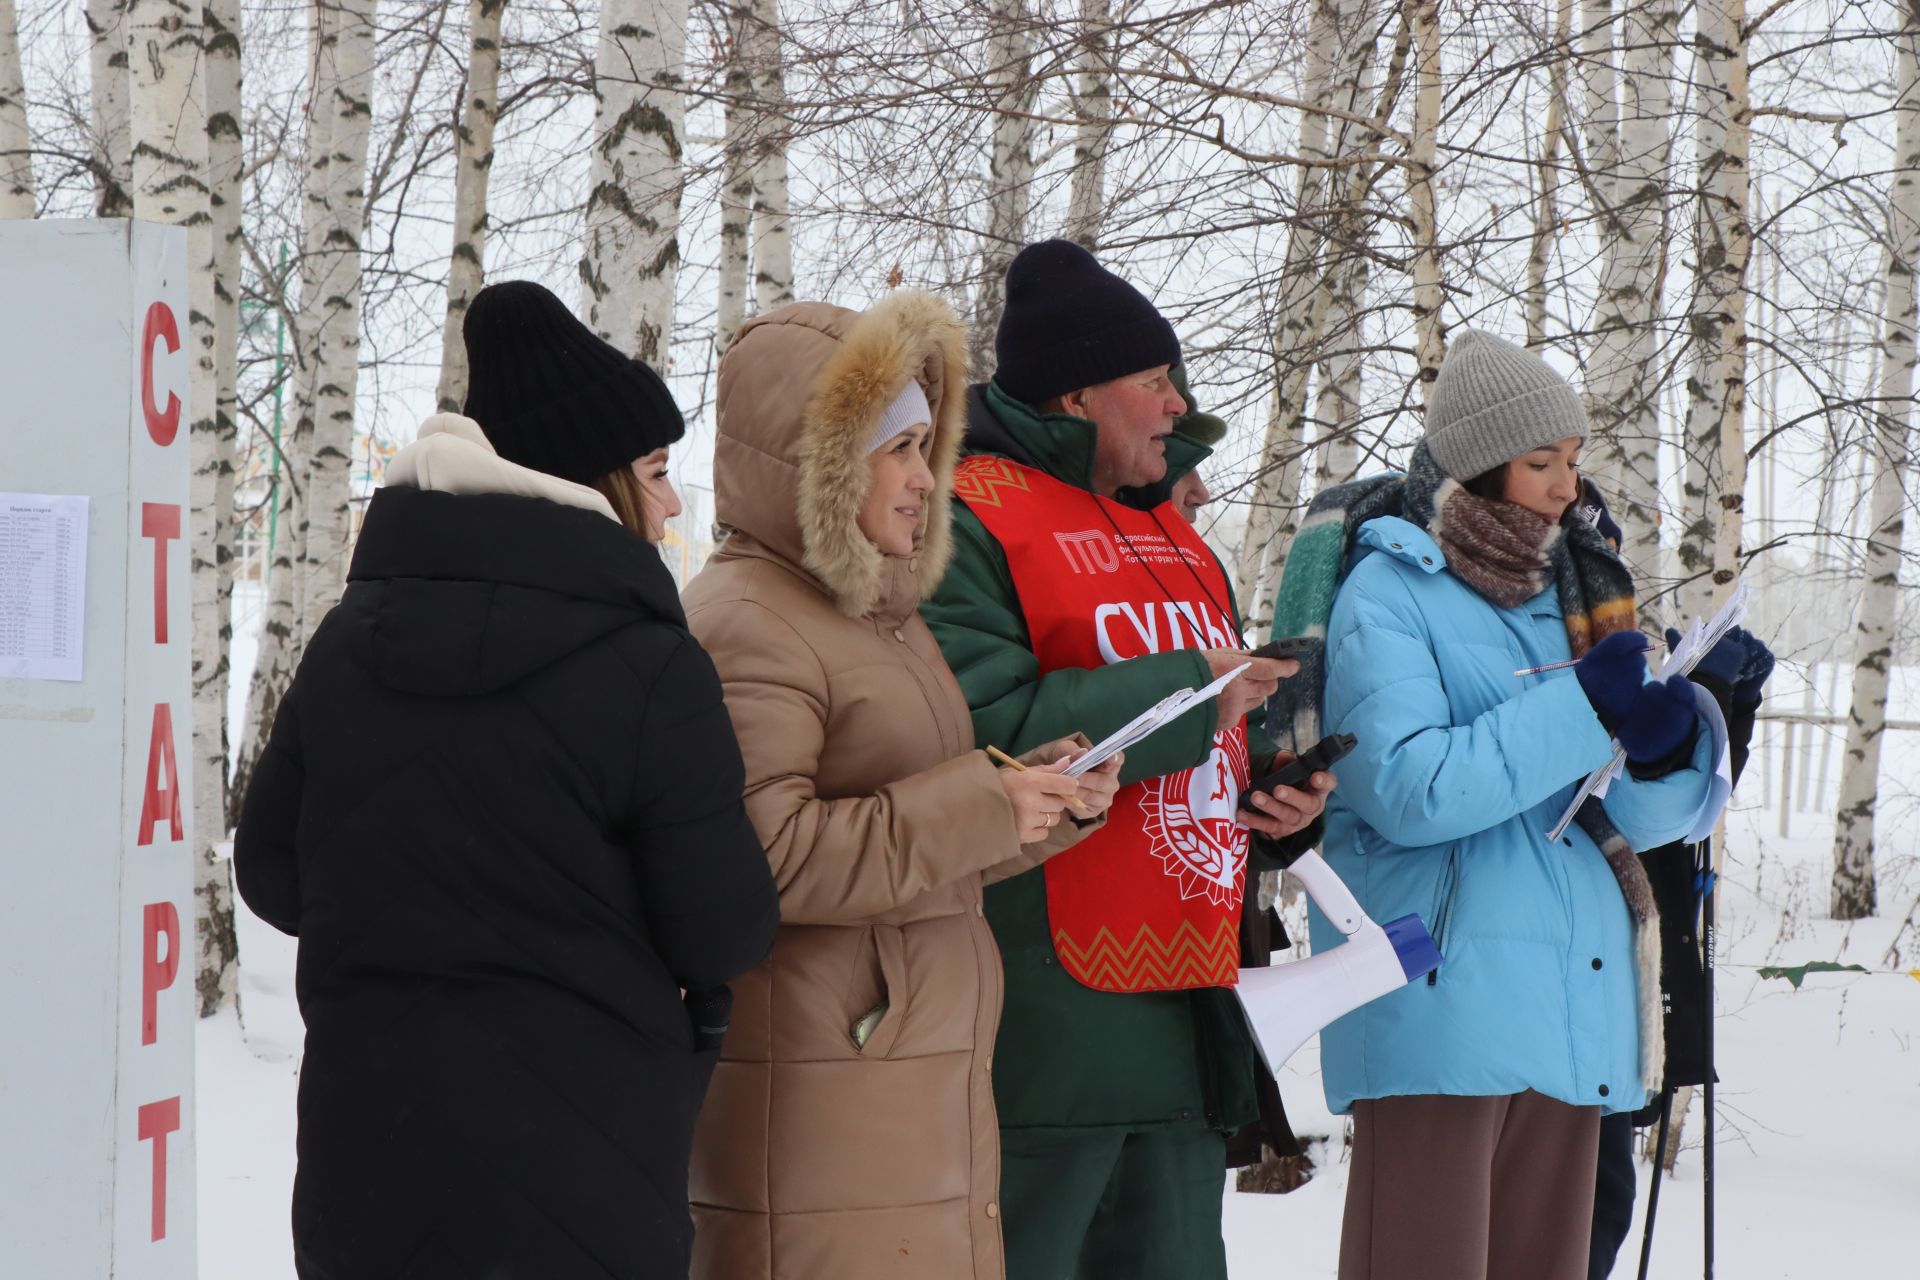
[200,639,1920,1277]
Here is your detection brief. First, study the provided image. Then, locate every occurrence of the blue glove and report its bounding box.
[1667,625,1743,687]
[1615,677,1699,764]
[1666,625,1776,711]
[1732,629,1775,709]
[1577,631,1652,729]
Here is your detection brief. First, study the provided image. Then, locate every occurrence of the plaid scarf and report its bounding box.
[1265,441,1664,1091]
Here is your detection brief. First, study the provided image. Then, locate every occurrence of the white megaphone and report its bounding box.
[1234,848,1443,1075]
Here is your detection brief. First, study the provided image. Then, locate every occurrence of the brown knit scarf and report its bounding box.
[1429,482,1563,609]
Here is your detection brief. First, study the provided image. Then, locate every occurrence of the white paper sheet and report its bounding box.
[1684,685,1734,844]
[1063,661,1251,777]
[0,493,89,682]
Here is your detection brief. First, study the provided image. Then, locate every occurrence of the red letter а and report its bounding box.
[136,704,183,846]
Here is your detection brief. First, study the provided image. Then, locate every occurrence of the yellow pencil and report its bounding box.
[986,744,1092,816]
[985,744,1027,771]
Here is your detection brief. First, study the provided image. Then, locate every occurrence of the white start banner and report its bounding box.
[0,219,197,1277]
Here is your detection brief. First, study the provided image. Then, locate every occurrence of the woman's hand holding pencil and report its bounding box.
[987,741,1124,841]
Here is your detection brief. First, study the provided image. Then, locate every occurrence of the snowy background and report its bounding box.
[201,598,1920,1277]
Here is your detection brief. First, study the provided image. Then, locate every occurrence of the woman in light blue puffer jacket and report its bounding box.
[1289,332,1720,1280]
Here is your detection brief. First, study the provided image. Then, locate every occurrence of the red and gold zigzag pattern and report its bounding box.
[1052,916,1240,992]
[953,455,1033,509]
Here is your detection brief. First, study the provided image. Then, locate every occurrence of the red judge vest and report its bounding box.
[954,455,1250,992]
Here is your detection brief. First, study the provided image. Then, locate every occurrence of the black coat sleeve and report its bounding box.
[234,681,307,936]
[624,634,780,988]
[1248,818,1327,874]
[1691,672,1759,786]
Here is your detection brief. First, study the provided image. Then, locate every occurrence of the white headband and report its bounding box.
[867,380,933,453]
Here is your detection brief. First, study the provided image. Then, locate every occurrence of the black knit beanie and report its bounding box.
[462,280,685,485]
[991,239,1182,406]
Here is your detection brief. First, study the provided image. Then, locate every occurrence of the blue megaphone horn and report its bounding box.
[1234,848,1442,1075]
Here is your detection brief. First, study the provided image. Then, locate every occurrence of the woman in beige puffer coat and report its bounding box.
[683,291,1118,1279]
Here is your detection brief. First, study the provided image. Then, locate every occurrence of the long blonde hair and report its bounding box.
[592,466,655,540]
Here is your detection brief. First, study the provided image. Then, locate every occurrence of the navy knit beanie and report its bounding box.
[462,280,685,485]
[991,239,1182,405]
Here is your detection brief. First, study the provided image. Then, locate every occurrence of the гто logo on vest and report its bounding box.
[1143,731,1250,906]
[1054,528,1208,575]
[1053,529,1121,574]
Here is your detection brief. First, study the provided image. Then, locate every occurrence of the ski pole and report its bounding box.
[1636,1088,1674,1280]
[1702,836,1717,1280]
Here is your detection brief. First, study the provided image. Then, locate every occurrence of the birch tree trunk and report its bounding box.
[288,0,335,645]
[438,0,504,409]
[86,0,134,217]
[1313,0,1381,489]
[129,0,230,1012]
[1811,304,1854,583]
[748,0,791,312]
[1526,0,1573,348]
[207,0,241,605]
[1241,374,1319,641]
[1313,264,1366,488]
[1579,0,1620,268]
[1831,20,1920,921]
[1676,407,1715,619]
[715,0,754,357]
[970,0,1039,375]
[1583,0,1675,598]
[1231,0,1339,629]
[581,0,688,367]
[197,0,243,1013]
[0,0,33,217]
[1407,0,1445,399]
[1236,0,1412,629]
[233,0,334,827]
[1577,0,1627,506]
[1062,0,1112,251]
[299,0,376,644]
[1669,0,1753,1159]
[1577,0,1620,456]
[1679,0,1751,625]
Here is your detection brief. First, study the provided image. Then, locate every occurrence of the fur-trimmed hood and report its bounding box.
[711,292,967,619]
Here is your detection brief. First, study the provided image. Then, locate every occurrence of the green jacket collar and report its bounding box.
[975,380,1211,511]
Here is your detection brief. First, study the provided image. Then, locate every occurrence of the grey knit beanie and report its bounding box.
[1424,328,1588,481]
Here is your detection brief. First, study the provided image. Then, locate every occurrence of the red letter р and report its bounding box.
[142,902,181,1046]
[140,302,182,447]
[137,1097,181,1242]
[140,504,181,645]
[136,704,183,846]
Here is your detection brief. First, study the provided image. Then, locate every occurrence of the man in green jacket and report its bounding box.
[923,239,1334,1278]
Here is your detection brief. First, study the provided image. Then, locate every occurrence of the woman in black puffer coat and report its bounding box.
[235,282,778,1280]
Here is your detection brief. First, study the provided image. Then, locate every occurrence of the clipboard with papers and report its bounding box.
[1061,662,1250,778]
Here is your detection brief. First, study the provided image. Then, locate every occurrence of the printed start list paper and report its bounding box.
[0,493,89,682]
